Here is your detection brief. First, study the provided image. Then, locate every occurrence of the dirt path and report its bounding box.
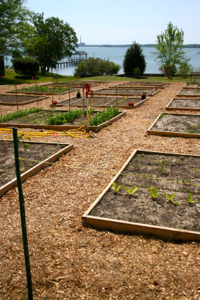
[1,81,200,299]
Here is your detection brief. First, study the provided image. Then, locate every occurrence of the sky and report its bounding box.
[24,0,200,45]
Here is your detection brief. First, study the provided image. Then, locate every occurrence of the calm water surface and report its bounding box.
[5,46,200,76]
[53,46,200,76]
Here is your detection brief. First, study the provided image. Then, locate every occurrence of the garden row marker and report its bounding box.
[13,127,33,300]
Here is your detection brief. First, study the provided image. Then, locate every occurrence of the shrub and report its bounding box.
[178,62,191,78]
[13,57,39,78]
[134,67,141,78]
[74,57,120,77]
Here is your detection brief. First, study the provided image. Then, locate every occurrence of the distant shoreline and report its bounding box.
[78,44,200,48]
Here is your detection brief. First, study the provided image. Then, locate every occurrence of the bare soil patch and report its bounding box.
[55,96,146,108]
[92,88,158,96]
[0,140,70,187]
[149,113,200,136]
[0,94,49,105]
[177,89,200,97]
[167,98,200,110]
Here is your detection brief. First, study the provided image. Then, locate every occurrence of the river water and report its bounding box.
[5,46,200,76]
[52,46,200,76]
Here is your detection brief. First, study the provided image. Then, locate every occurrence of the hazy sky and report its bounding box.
[25,0,200,45]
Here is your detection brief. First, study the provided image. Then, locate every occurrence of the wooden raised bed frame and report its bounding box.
[0,110,126,133]
[0,94,49,106]
[0,140,73,198]
[82,149,200,241]
[147,112,200,138]
[90,88,160,97]
[176,89,200,98]
[166,98,200,112]
[54,96,148,109]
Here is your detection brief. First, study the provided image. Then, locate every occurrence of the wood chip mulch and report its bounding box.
[1,81,200,300]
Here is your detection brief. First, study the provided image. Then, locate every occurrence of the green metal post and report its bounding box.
[12,127,33,300]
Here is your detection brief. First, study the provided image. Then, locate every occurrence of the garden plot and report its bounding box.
[0,94,49,106]
[177,89,200,97]
[90,88,159,97]
[41,81,98,88]
[0,140,73,197]
[110,84,166,89]
[0,107,126,132]
[147,113,200,138]
[54,96,148,109]
[183,83,200,89]
[166,98,200,111]
[7,85,76,95]
[83,149,200,241]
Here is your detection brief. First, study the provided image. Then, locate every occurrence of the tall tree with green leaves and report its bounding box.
[25,13,78,74]
[123,42,146,76]
[152,21,190,78]
[0,0,32,57]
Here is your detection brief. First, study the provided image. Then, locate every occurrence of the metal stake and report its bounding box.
[12,127,33,300]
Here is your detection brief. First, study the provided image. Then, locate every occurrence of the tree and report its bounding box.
[123,42,146,76]
[152,22,190,78]
[0,0,32,57]
[25,13,78,74]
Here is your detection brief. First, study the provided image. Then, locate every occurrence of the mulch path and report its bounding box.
[1,81,200,300]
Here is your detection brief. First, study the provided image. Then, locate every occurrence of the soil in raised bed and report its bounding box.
[92,88,156,96]
[90,151,200,232]
[177,89,200,97]
[167,98,200,109]
[55,96,144,108]
[0,140,68,187]
[150,114,200,134]
[0,94,48,104]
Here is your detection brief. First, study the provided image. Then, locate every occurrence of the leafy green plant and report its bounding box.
[123,186,138,198]
[148,186,161,199]
[89,106,119,126]
[165,193,179,205]
[188,193,199,204]
[112,182,121,194]
[0,107,43,123]
[24,143,30,151]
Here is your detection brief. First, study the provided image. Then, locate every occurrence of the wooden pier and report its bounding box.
[57,50,88,68]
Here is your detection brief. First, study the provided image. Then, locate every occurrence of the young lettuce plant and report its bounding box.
[112,182,121,195]
[165,193,179,206]
[148,186,160,199]
[188,193,199,204]
[124,186,138,198]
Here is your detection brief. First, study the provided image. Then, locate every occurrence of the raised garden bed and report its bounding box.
[54,96,148,109]
[110,84,165,89]
[166,98,200,111]
[177,89,200,97]
[0,107,126,132]
[83,149,200,241]
[0,140,73,197]
[90,88,159,97]
[41,81,98,88]
[6,85,76,95]
[183,83,200,89]
[147,113,200,138]
[0,94,49,106]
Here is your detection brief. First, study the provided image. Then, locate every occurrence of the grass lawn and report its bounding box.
[0,68,190,85]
